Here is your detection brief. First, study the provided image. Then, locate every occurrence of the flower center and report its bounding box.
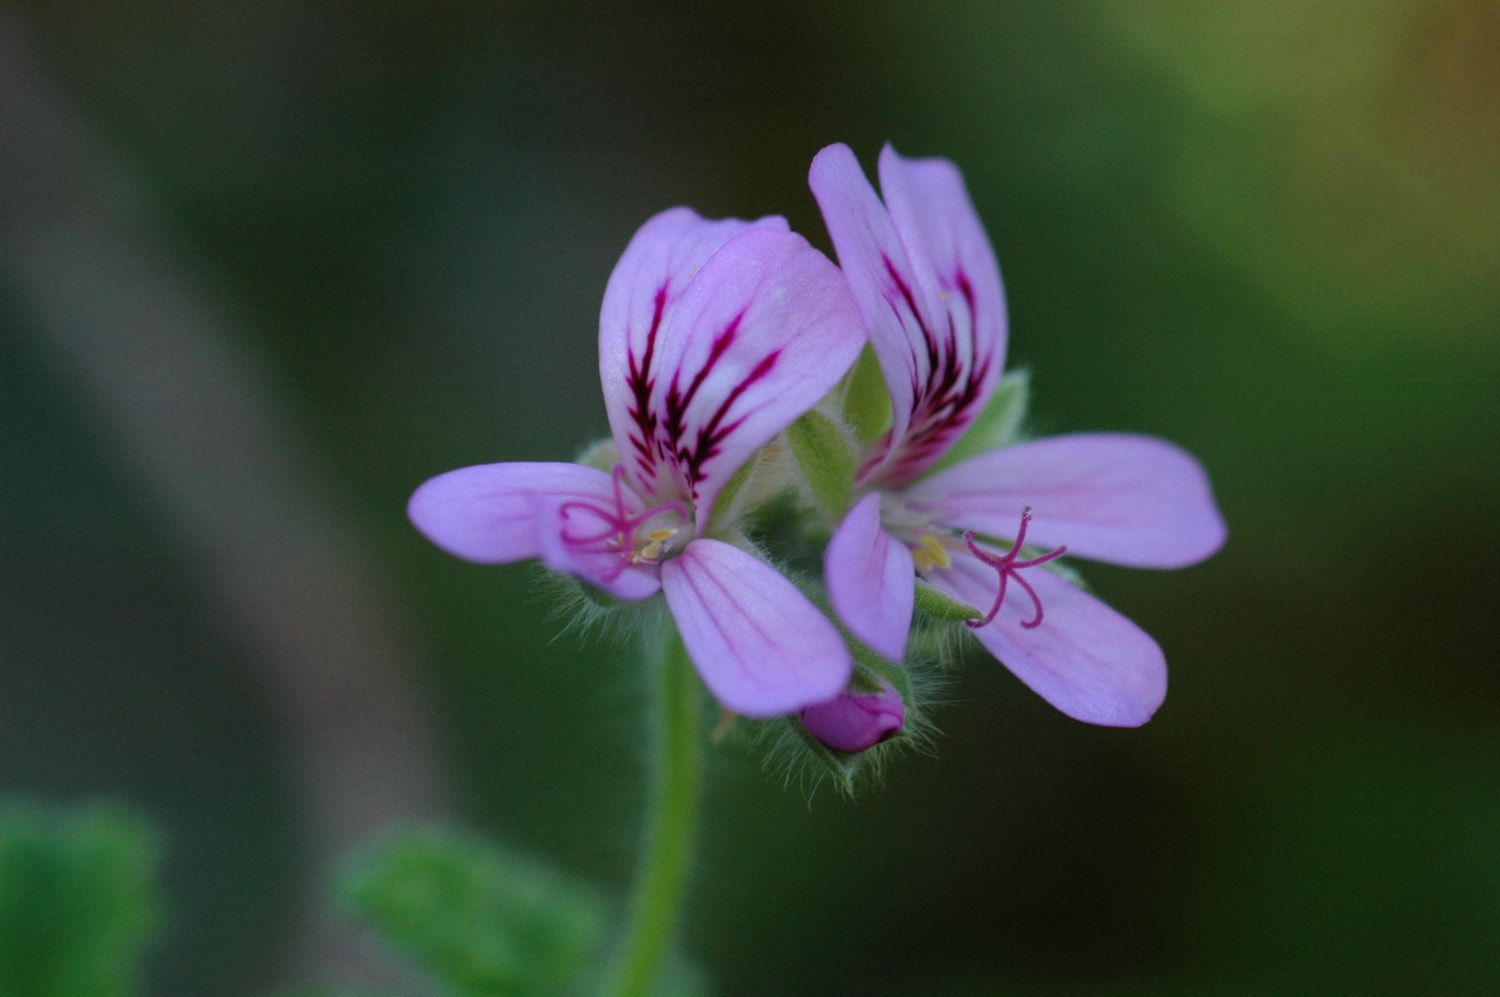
[962,507,1067,631]
[559,464,690,574]
[910,532,954,573]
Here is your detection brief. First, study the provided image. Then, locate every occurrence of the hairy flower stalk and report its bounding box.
[810,143,1227,726]
[409,203,871,990]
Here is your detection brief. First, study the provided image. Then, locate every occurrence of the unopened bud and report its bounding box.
[800,682,904,753]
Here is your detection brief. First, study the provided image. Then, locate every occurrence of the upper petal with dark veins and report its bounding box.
[641,225,865,527]
[811,143,1008,486]
[598,207,788,500]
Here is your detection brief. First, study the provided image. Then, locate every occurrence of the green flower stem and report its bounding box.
[601,624,704,997]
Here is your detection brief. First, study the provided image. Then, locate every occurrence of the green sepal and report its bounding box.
[573,437,619,473]
[851,639,914,707]
[789,722,859,795]
[785,408,857,523]
[706,452,758,525]
[1044,555,1089,591]
[339,825,608,997]
[576,579,624,610]
[0,799,163,997]
[925,368,1031,476]
[914,578,984,623]
[840,344,893,447]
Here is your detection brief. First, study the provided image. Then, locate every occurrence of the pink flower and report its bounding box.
[811,144,1227,726]
[409,208,866,717]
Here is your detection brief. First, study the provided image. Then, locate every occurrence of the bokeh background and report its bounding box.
[3,1,1498,994]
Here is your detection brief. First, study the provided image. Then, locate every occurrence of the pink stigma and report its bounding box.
[558,465,689,578]
[962,508,1067,630]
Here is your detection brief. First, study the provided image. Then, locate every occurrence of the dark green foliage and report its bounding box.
[0,801,162,997]
[339,826,609,997]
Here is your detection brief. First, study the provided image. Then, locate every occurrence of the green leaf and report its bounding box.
[926,368,1030,476]
[340,826,608,997]
[914,579,984,623]
[785,409,857,523]
[0,800,163,997]
[267,988,399,997]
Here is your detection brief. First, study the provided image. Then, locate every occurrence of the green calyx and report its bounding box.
[914,579,985,623]
[785,408,858,525]
[840,344,894,447]
[925,368,1030,476]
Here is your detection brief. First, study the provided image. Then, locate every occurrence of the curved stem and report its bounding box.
[601,624,704,997]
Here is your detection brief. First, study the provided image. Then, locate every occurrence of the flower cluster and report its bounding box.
[409,144,1226,781]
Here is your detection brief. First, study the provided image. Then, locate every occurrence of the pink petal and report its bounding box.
[408,462,660,600]
[644,226,864,526]
[824,492,914,661]
[932,554,1167,726]
[598,207,788,498]
[810,144,1006,485]
[906,433,1227,569]
[661,539,852,718]
[878,143,1006,419]
[809,143,945,458]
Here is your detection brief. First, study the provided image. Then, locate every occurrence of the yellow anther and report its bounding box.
[911,533,953,573]
[633,527,678,564]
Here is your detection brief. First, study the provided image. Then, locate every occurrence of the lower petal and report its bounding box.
[661,539,851,717]
[824,492,915,661]
[931,554,1167,726]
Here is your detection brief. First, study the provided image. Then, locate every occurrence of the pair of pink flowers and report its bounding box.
[408,143,1225,737]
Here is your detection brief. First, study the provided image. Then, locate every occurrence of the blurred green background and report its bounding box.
[2,1,1497,994]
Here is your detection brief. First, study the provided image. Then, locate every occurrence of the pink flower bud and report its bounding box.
[800,682,904,753]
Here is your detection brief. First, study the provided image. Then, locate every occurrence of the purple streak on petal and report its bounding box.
[659,312,769,500]
[661,538,852,718]
[873,145,1006,484]
[621,283,668,488]
[825,492,914,661]
[810,143,945,461]
[810,144,1003,486]
[907,433,1228,569]
[878,144,1006,392]
[599,207,790,497]
[801,682,905,753]
[647,225,864,526]
[932,554,1167,726]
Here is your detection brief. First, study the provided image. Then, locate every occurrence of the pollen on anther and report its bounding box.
[912,533,953,573]
[633,527,678,564]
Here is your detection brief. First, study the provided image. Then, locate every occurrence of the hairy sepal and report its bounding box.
[786,408,858,525]
[840,343,894,448]
[914,578,984,623]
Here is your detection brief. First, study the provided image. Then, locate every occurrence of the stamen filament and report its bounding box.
[557,464,690,575]
[961,507,1066,630]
